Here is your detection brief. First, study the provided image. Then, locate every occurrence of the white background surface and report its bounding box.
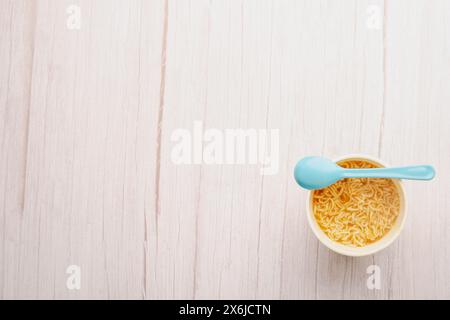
[1,0,449,299]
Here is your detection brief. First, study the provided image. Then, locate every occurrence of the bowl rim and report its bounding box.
[306,153,408,257]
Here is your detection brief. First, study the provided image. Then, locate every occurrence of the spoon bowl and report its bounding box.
[294,156,343,190]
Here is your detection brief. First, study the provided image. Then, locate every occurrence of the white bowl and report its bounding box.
[306,154,407,257]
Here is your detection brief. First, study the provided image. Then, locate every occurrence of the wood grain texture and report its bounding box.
[1,0,449,299]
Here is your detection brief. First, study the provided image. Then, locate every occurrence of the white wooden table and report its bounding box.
[1,0,449,299]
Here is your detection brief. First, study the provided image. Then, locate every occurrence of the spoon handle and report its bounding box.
[341,165,436,180]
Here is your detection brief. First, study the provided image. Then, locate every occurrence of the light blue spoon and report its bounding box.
[294,156,435,190]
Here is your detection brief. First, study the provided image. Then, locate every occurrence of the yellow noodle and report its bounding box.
[312,160,401,247]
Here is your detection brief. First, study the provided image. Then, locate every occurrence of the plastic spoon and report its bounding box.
[294,156,435,190]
